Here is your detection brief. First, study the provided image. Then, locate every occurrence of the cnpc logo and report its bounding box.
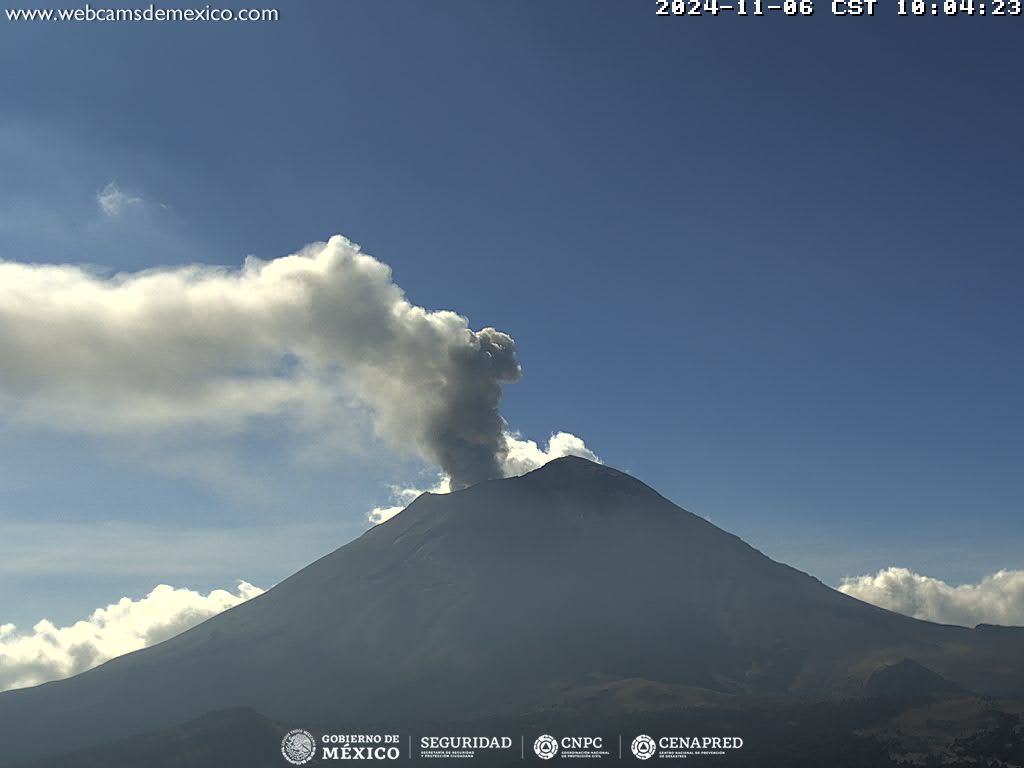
[533,735,559,759]
[533,734,604,759]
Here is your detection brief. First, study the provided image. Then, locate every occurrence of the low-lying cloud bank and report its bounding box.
[0,581,263,692]
[838,567,1024,627]
[0,235,595,490]
[8,566,1021,692]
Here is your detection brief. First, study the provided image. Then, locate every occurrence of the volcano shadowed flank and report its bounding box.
[1,457,1022,765]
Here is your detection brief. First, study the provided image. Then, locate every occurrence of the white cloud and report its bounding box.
[0,581,263,692]
[367,431,600,524]
[369,475,452,524]
[96,182,143,217]
[502,431,600,478]
[838,567,1024,627]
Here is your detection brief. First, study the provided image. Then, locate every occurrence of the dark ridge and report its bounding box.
[863,659,963,697]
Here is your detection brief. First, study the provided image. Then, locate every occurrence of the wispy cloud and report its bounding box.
[96,181,143,217]
[838,567,1024,627]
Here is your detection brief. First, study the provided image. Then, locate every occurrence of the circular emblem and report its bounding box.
[281,728,316,765]
[632,734,657,760]
[534,734,559,760]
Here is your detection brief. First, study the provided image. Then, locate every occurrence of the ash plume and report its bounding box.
[0,235,590,489]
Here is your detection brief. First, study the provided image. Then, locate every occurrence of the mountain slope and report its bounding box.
[0,457,1021,765]
[15,708,286,768]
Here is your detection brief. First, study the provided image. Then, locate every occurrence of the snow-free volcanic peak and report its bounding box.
[0,458,1022,766]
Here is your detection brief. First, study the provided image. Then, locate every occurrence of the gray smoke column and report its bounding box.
[424,328,521,488]
[0,235,529,488]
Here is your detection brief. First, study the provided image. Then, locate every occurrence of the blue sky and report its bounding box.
[1,2,1022,631]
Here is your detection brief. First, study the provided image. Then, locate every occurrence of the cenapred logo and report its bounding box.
[634,735,744,760]
[631,734,657,760]
[281,729,317,765]
[534,734,559,760]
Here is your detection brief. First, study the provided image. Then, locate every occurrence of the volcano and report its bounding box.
[1,457,1022,765]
